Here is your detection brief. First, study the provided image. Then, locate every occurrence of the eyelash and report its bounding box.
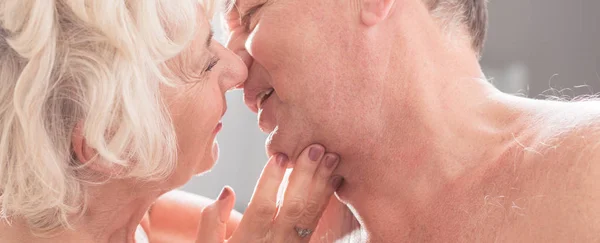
[242,17,253,31]
[241,14,253,32]
[205,56,220,72]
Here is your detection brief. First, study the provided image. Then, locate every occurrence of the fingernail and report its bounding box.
[218,187,231,201]
[325,155,339,169]
[331,176,344,189]
[217,187,232,223]
[277,153,289,168]
[308,146,324,161]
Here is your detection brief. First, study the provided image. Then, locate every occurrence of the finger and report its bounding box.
[273,145,327,241]
[196,187,236,243]
[274,154,343,242]
[292,174,343,237]
[304,154,341,224]
[228,153,288,242]
[277,145,324,222]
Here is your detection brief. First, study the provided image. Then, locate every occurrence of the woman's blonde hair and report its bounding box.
[0,0,216,235]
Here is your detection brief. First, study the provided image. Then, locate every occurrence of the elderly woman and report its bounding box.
[0,0,344,242]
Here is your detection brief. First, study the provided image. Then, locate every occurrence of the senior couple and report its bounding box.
[1,0,600,242]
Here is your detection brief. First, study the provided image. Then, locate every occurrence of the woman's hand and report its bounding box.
[196,144,343,243]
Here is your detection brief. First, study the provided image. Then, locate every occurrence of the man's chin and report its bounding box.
[264,129,294,159]
[265,129,307,162]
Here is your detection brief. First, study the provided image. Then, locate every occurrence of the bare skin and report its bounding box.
[0,144,343,243]
[143,189,361,243]
[226,0,600,241]
[141,190,242,243]
[0,2,342,243]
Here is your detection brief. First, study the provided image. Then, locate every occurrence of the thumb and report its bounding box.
[196,186,236,243]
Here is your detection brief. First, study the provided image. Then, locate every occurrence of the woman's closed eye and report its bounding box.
[205,56,220,72]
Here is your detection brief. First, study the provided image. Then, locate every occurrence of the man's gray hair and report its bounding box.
[426,0,488,55]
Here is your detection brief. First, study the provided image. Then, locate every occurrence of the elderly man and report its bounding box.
[227,0,600,241]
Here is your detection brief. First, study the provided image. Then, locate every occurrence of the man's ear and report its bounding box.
[72,121,117,174]
[361,0,396,26]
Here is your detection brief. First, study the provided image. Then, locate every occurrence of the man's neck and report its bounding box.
[336,57,544,241]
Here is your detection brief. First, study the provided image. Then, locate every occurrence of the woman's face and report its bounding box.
[162,5,247,184]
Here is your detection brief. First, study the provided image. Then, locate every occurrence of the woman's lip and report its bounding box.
[214,122,223,134]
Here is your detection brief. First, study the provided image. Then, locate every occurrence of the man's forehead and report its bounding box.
[228,0,272,9]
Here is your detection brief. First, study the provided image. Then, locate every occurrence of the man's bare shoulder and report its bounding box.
[532,100,600,191]
[497,100,600,241]
[564,101,600,199]
[545,100,600,167]
[527,100,600,163]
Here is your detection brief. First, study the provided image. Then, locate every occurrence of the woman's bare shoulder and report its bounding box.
[143,190,242,243]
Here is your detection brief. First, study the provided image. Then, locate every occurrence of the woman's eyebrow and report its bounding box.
[206,29,214,48]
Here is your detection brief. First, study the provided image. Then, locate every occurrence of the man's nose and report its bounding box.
[226,33,253,68]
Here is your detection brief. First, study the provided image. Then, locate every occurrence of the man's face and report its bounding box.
[227,0,388,164]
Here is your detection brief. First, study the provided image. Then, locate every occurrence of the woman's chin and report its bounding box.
[193,140,219,176]
[212,140,219,162]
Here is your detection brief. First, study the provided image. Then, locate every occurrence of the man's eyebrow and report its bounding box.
[206,29,214,48]
[240,2,266,26]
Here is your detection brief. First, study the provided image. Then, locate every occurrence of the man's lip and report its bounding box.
[257,95,277,133]
[256,88,274,110]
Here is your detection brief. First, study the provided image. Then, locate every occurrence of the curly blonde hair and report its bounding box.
[0,0,216,235]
